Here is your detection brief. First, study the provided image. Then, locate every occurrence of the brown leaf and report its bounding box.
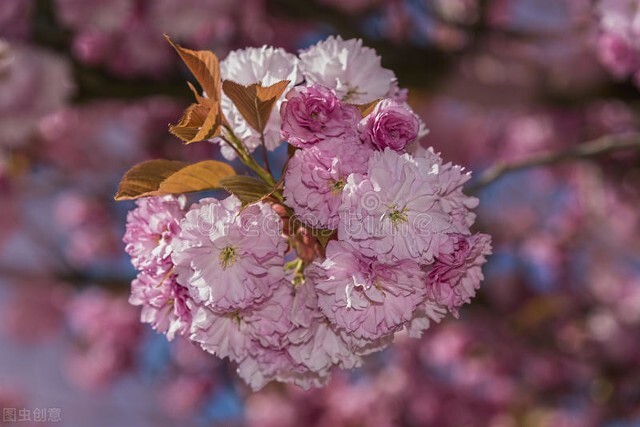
[165,34,220,100]
[222,80,290,133]
[168,99,222,144]
[219,175,274,205]
[351,99,381,118]
[115,159,235,200]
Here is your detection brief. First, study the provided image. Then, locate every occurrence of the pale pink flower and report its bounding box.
[189,305,253,362]
[130,270,193,340]
[411,144,479,229]
[287,272,362,374]
[405,300,448,338]
[338,149,462,263]
[315,241,426,340]
[171,196,287,312]
[280,84,360,148]
[215,46,302,160]
[190,284,320,390]
[425,233,492,316]
[284,137,372,229]
[299,36,398,103]
[123,195,186,271]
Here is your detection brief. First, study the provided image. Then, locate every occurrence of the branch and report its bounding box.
[468,133,640,193]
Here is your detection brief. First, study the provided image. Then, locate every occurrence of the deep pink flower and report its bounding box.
[315,241,426,341]
[171,196,287,312]
[280,84,360,148]
[284,137,372,229]
[358,99,420,152]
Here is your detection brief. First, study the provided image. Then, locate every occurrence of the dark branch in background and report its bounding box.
[266,0,457,90]
[0,265,131,291]
[32,0,191,102]
[468,133,640,193]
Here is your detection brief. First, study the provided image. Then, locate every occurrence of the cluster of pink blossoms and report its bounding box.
[124,36,491,390]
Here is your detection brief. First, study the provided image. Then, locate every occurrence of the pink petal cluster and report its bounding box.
[315,241,426,342]
[280,84,360,148]
[298,36,398,103]
[124,195,194,340]
[122,37,491,391]
[124,195,186,271]
[171,196,287,311]
[339,148,460,263]
[425,233,492,316]
[283,137,372,229]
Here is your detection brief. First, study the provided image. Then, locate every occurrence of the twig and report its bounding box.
[468,133,640,193]
[259,131,272,175]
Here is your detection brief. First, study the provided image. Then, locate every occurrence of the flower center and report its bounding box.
[342,86,363,103]
[219,246,237,269]
[388,205,408,226]
[330,178,346,194]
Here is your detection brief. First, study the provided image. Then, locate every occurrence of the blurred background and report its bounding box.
[1,0,640,426]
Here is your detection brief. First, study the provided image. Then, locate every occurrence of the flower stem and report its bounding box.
[223,127,277,188]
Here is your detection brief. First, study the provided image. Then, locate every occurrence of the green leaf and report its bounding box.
[115,159,235,200]
[222,80,290,133]
[219,175,274,205]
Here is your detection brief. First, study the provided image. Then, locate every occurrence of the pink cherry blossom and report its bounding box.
[280,84,360,148]
[130,270,193,340]
[284,137,373,229]
[299,36,399,103]
[123,195,186,271]
[425,233,492,316]
[339,148,464,263]
[315,240,426,341]
[287,271,362,374]
[358,99,421,152]
[215,46,302,160]
[172,196,287,312]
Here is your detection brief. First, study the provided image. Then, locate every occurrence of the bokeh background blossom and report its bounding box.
[1,0,640,426]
